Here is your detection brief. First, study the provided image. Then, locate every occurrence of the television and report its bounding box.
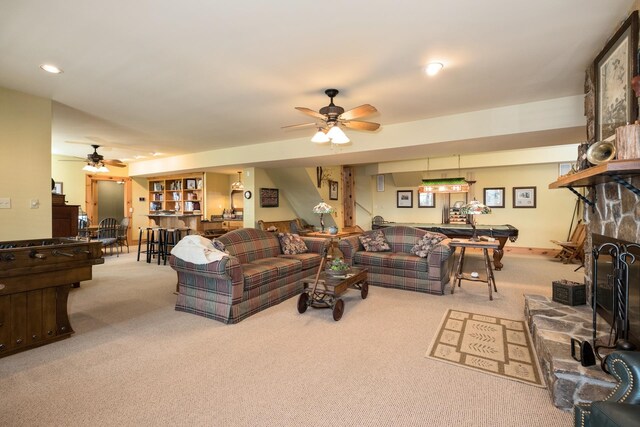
[592,234,640,349]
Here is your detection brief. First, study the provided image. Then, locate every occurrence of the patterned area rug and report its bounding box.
[426,309,544,387]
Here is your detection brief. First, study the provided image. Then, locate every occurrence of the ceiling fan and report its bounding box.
[59,144,126,172]
[283,89,380,144]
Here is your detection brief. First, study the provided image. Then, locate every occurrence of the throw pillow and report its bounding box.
[359,230,391,252]
[277,232,308,255]
[410,232,445,258]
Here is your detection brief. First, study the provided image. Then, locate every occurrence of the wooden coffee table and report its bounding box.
[298,268,368,321]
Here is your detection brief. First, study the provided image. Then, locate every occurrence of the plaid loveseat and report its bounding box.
[170,228,327,324]
[338,226,453,295]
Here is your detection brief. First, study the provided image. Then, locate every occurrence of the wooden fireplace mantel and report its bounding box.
[549,159,640,209]
[549,159,640,189]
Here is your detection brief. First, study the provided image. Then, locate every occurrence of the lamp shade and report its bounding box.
[311,129,330,143]
[419,178,469,193]
[326,126,350,144]
[460,200,491,215]
[312,202,334,214]
[231,171,244,190]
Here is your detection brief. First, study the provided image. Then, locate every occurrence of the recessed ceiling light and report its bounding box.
[425,62,443,76]
[40,64,63,74]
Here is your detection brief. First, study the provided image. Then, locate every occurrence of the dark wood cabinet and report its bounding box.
[52,195,79,238]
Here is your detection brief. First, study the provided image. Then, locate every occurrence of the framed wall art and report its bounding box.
[483,187,505,208]
[259,188,279,208]
[418,192,435,208]
[513,186,536,208]
[594,11,638,142]
[397,190,413,208]
[329,180,338,200]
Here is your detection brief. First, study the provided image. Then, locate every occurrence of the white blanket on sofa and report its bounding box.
[171,235,228,264]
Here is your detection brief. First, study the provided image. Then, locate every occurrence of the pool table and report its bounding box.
[372,223,518,270]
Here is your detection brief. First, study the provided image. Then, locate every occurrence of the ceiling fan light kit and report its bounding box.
[311,129,330,143]
[286,88,380,144]
[82,163,109,173]
[64,144,126,173]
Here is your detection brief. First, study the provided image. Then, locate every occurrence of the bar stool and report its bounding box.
[150,227,165,264]
[162,227,192,265]
[136,227,149,262]
[137,227,164,263]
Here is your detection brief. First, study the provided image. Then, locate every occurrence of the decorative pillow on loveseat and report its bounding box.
[277,232,308,255]
[359,230,391,252]
[410,232,445,258]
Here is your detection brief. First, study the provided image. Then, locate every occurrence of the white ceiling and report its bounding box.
[0,0,635,167]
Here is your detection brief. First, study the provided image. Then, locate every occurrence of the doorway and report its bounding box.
[85,175,133,242]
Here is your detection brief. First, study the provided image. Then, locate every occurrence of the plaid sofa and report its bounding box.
[338,226,453,295]
[170,228,327,324]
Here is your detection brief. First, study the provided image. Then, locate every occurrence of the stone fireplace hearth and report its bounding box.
[524,295,615,410]
[535,161,640,409]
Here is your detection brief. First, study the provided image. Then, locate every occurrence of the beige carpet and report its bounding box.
[426,309,544,387]
[0,250,582,426]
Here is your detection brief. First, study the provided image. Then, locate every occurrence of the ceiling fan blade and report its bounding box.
[103,159,126,167]
[339,104,377,121]
[342,120,380,131]
[281,122,318,130]
[58,158,85,162]
[295,107,326,120]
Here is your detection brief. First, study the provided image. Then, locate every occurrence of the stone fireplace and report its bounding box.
[524,166,640,410]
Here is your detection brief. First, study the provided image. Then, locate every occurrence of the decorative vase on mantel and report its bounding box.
[328,226,338,235]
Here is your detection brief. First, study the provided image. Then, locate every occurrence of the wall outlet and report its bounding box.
[0,198,10,209]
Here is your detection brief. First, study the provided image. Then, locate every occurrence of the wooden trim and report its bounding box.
[85,175,133,243]
[463,246,561,257]
[342,166,355,228]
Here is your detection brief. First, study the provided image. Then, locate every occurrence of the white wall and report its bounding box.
[0,87,52,240]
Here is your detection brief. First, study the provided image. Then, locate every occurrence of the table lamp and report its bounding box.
[312,202,334,233]
[459,200,491,241]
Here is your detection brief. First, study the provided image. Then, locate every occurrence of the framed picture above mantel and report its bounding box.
[594,10,639,142]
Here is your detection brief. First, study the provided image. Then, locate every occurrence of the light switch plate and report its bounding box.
[0,197,11,209]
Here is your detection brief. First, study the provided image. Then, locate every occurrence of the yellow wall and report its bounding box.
[305,166,343,228]
[369,162,579,249]
[252,167,297,225]
[205,172,231,219]
[0,87,52,240]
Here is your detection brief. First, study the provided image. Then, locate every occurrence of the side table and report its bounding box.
[449,238,500,300]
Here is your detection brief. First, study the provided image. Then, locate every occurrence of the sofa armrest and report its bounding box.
[426,243,452,264]
[605,351,640,405]
[300,236,329,254]
[170,255,245,304]
[338,235,362,265]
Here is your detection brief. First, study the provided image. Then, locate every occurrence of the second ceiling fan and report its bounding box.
[284,89,380,143]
